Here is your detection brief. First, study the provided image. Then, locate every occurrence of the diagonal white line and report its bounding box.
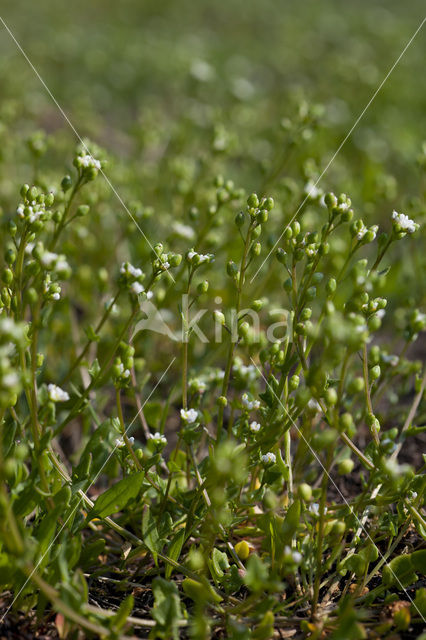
[0,15,175,283]
[249,357,425,621]
[0,357,175,622]
[251,15,426,284]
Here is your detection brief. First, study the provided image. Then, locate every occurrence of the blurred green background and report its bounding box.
[0,0,424,375]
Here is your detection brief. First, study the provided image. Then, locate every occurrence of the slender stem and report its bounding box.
[217,225,253,441]
[63,289,121,383]
[312,446,333,616]
[363,343,379,445]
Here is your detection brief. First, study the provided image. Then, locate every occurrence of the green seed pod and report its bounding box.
[312,272,324,284]
[306,286,316,300]
[332,520,346,536]
[339,412,354,433]
[300,307,312,320]
[326,277,336,295]
[348,377,364,394]
[2,269,13,285]
[247,193,259,208]
[20,183,30,198]
[298,483,312,501]
[292,221,301,236]
[252,225,262,238]
[5,248,16,265]
[45,192,55,207]
[324,387,338,406]
[370,365,381,380]
[251,299,264,312]
[76,204,89,217]
[295,322,306,336]
[1,288,11,307]
[368,315,381,332]
[217,395,227,407]
[318,242,330,256]
[264,197,274,211]
[25,288,38,305]
[216,188,229,204]
[338,459,354,475]
[257,209,268,223]
[169,254,182,267]
[8,220,17,237]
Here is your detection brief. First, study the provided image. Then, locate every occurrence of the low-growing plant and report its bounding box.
[0,126,424,640]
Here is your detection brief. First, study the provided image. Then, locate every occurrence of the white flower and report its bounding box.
[172,222,195,240]
[284,546,302,564]
[130,282,145,295]
[2,372,19,388]
[356,224,367,241]
[307,399,322,413]
[148,431,167,445]
[392,210,419,234]
[47,384,70,402]
[120,262,143,278]
[250,421,261,433]
[242,393,260,411]
[261,452,276,465]
[115,438,125,448]
[180,408,198,423]
[309,503,328,516]
[78,154,101,170]
[40,251,59,267]
[304,180,323,200]
[51,292,60,301]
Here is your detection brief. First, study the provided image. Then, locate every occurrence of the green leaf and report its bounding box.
[142,505,161,562]
[152,577,183,640]
[281,500,300,544]
[382,550,426,587]
[111,594,134,631]
[165,528,186,579]
[87,471,145,521]
[244,554,269,593]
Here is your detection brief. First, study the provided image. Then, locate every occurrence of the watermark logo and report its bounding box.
[132,295,292,344]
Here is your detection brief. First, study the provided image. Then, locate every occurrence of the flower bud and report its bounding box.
[235,211,245,227]
[76,204,89,217]
[289,374,300,390]
[197,280,209,294]
[213,310,226,325]
[227,260,239,277]
[276,248,287,264]
[252,242,261,256]
[61,175,72,192]
[235,540,251,560]
[283,277,292,292]
[324,192,337,209]
[247,193,259,208]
